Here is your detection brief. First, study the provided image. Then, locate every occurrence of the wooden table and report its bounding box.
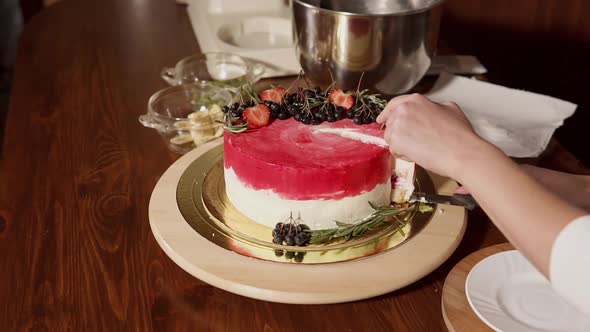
[1,1,587,331]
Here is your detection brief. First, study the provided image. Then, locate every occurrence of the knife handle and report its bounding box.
[453,194,479,211]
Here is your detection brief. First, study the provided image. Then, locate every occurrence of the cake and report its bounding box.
[224,118,415,230]
[220,85,416,233]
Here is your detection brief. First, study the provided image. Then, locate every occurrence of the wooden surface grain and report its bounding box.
[442,243,514,332]
[0,0,583,331]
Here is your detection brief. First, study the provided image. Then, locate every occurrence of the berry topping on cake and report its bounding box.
[260,87,286,104]
[329,89,355,110]
[221,74,390,134]
[243,104,271,128]
[271,214,311,247]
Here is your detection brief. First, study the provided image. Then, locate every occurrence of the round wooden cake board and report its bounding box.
[149,138,467,304]
[442,243,515,332]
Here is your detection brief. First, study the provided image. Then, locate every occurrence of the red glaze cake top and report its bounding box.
[224,119,391,200]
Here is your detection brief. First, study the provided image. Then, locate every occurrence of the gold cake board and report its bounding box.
[149,138,467,304]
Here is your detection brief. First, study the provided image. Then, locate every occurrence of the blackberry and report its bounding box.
[285,94,295,104]
[353,115,363,125]
[269,103,281,113]
[326,104,336,115]
[294,233,307,246]
[294,252,305,263]
[287,104,299,116]
[286,223,295,235]
[285,235,295,246]
[272,229,281,238]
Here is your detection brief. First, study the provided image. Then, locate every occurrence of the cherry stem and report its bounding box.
[355,72,366,95]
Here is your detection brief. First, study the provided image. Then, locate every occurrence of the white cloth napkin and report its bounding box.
[426,73,577,158]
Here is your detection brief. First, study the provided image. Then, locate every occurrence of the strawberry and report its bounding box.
[259,87,286,104]
[329,89,355,110]
[243,104,271,128]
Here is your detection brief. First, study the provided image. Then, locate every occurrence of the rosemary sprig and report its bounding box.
[220,114,248,134]
[362,92,387,109]
[239,83,260,105]
[354,89,387,115]
[284,70,306,95]
[222,121,248,134]
[218,83,262,134]
[307,202,420,245]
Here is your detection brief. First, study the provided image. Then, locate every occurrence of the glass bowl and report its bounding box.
[160,52,265,88]
[139,83,233,154]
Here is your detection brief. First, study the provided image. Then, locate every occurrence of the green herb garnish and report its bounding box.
[307,202,432,245]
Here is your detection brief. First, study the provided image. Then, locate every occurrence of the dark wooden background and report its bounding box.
[441,0,590,165]
[12,0,590,166]
[15,0,590,166]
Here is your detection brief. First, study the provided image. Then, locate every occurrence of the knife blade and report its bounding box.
[410,193,479,210]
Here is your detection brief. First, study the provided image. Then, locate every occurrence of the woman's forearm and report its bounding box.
[522,165,590,212]
[457,144,587,277]
[374,93,588,279]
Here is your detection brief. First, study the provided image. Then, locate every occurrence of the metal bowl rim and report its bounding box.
[292,0,445,17]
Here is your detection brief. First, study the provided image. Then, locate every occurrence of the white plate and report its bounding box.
[466,250,590,332]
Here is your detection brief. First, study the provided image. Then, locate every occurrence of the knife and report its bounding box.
[410,193,479,210]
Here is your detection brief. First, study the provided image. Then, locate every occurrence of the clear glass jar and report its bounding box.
[139,83,233,154]
[160,52,265,88]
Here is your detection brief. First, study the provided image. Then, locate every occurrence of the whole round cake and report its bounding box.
[221,86,415,231]
[226,119,401,230]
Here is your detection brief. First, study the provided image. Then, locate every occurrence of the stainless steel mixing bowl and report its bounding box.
[292,0,444,96]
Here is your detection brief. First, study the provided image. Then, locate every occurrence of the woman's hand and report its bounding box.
[376,95,589,315]
[376,94,497,180]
